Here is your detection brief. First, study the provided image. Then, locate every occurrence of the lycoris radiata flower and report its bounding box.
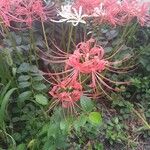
[48,77,83,111]
[74,0,101,15]
[0,0,56,29]
[42,39,132,100]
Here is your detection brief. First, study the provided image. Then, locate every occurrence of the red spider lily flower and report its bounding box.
[64,39,131,98]
[93,0,121,26]
[13,0,48,27]
[0,0,12,27]
[92,0,150,26]
[42,39,132,99]
[74,0,101,15]
[118,0,150,26]
[66,39,107,75]
[136,2,150,26]
[49,78,83,109]
[0,0,56,29]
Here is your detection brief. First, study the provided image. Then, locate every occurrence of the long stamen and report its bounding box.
[106,64,137,70]
[47,100,59,112]
[105,45,124,60]
[95,73,118,91]
[98,73,130,85]
[50,39,69,55]
[42,76,57,85]
[106,67,135,73]
[95,75,113,100]
[72,103,78,115]
[38,48,68,59]
[40,56,66,63]
[42,68,74,76]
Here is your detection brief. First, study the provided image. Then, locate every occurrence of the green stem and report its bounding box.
[29,29,38,67]
[41,21,49,51]
[67,25,73,52]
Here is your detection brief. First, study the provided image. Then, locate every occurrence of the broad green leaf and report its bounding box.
[18,75,30,82]
[48,123,58,138]
[18,91,32,102]
[89,112,102,125]
[29,65,39,73]
[39,124,49,136]
[17,63,30,73]
[73,114,87,131]
[33,83,47,91]
[80,95,94,112]
[32,75,43,81]
[35,94,48,105]
[19,82,31,88]
[16,143,26,150]
[60,120,67,131]
[60,117,72,132]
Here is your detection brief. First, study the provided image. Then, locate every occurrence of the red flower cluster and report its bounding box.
[66,39,107,74]
[0,0,56,29]
[49,78,83,108]
[43,39,130,109]
[74,0,101,15]
[74,0,150,26]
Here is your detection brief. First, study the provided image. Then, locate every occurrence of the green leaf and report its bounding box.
[39,124,49,136]
[89,112,102,125]
[18,91,32,102]
[17,63,30,73]
[18,75,30,82]
[80,95,94,112]
[12,67,17,76]
[33,83,47,91]
[0,81,11,101]
[16,143,26,150]
[32,75,43,81]
[60,120,67,131]
[29,65,39,73]
[48,123,58,138]
[0,88,17,125]
[35,94,48,105]
[94,143,104,150]
[73,114,87,131]
[19,82,31,88]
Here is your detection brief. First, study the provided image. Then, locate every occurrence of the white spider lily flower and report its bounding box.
[51,4,88,26]
[92,3,106,17]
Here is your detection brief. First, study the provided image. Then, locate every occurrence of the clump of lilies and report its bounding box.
[54,0,150,26]
[41,0,149,110]
[0,0,149,110]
